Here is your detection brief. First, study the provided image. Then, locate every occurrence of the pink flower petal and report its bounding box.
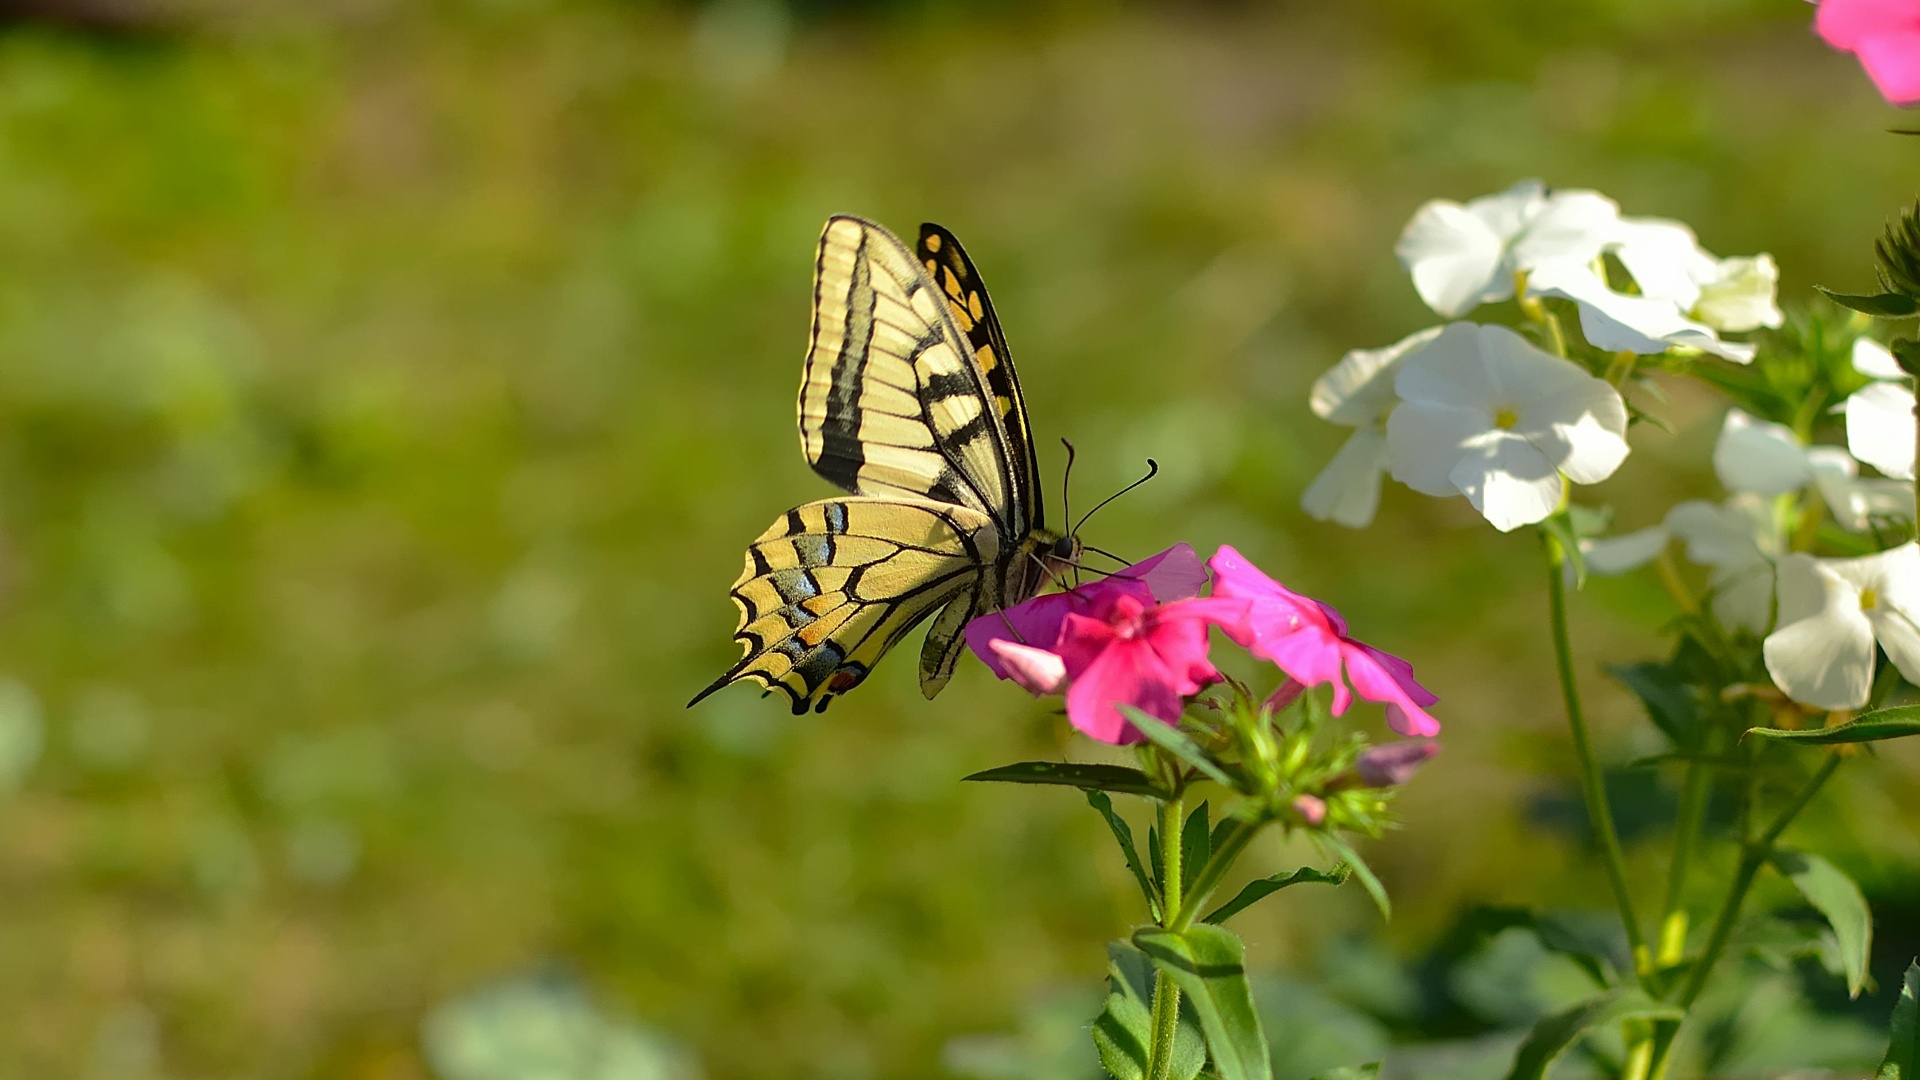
[1119,542,1209,602]
[1063,638,1184,745]
[1343,643,1441,737]
[1854,28,1920,104]
[987,639,1068,695]
[1355,740,1440,787]
[1816,0,1920,50]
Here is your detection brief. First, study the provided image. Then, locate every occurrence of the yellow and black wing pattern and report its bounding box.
[694,216,1055,714]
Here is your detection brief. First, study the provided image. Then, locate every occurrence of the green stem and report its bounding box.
[1646,753,1844,1080]
[1146,792,1185,1080]
[1170,818,1261,932]
[1659,750,1713,965]
[1544,528,1651,973]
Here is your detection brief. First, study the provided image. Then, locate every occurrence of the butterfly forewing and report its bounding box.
[800,216,1025,535]
[917,223,1042,532]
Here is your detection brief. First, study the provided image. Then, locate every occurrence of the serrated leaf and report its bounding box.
[1202,865,1348,925]
[1501,988,1683,1080]
[1094,941,1205,1080]
[1879,961,1919,1080]
[1087,791,1160,920]
[963,761,1165,797]
[1772,849,1874,998]
[1747,706,1920,745]
[1134,925,1272,1080]
[1120,706,1241,790]
[1320,834,1389,921]
[1817,287,1920,318]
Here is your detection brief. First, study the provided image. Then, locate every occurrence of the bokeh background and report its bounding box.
[2,1,1919,1077]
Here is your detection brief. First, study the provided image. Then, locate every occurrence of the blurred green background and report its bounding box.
[2,1,1920,1077]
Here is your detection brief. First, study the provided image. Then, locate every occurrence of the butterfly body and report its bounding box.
[693,216,1073,714]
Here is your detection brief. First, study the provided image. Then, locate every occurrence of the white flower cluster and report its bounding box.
[1304,179,1783,533]
[1582,344,1919,710]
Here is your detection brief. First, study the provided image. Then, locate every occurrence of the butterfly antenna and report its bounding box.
[1081,544,1133,567]
[1073,459,1159,536]
[1059,438,1079,585]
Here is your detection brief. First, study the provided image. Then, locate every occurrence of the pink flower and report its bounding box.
[1816,0,1920,105]
[1207,546,1441,737]
[1355,740,1440,788]
[965,543,1208,680]
[966,544,1242,745]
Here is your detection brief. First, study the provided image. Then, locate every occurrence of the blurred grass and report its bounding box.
[1,1,1919,1077]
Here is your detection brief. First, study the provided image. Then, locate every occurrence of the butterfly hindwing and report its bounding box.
[691,496,1000,714]
[800,216,1026,535]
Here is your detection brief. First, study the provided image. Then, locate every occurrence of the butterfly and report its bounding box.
[691,216,1078,714]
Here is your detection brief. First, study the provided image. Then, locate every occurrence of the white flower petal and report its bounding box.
[1712,409,1810,496]
[1396,203,1511,318]
[1860,543,1920,685]
[1846,381,1917,480]
[1302,430,1388,528]
[1310,326,1444,427]
[1391,322,1501,412]
[1385,400,1484,496]
[1527,261,1756,364]
[1464,179,1548,239]
[1665,495,1779,570]
[1806,446,1912,531]
[1610,217,1710,308]
[1764,554,1876,709]
[1499,355,1629,484]
[1446,432,1562,532]
[1692,254,1783,332]
[1510,190,1620,270]
[1582,524,1670,575]
[1853,337,1904,380]
[1710,561,1778,635]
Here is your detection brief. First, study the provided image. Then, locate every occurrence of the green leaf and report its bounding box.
[1501,988,1683,1080]
[1607,658,1702,748]
[1320,834,1390,921]
[1307,1067,1379,1080]
[1120,706,1241,790]
[1817,286,1920,318]
[963,761,1164,797]
[1747,705,1920,745]
[1202,865,1348,925]
[1134,924,1272,1080]
[1879,961,1919,1080]
[1896,338,1920,378]
[1094,941,1205,1080]
[1181,803,1212,894]
[1086,791,1160,920]
[1772,849,1874,998]
[1464,906,1621,988]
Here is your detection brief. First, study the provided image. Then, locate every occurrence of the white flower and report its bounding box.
[1712,409,1809,496]
[1385,322,1630,532]
[1302,327,1443,528]
[1707,407,1909,531]
[1526,260,1758,364]
[1692,255,1783,333]
[1583,495,1782,632]
[1845,369,1916,482]
[1853,338,1904,380]
[1764,543,1920,709]
[1396,180,1620,318]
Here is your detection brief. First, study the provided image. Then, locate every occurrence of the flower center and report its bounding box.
[1861,586,1879,612]
[1493,405,1520,431]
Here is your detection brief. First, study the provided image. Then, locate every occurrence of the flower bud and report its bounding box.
[986,639,1068,695]
[1355,740,1439,788]
[1290,794,1327,826]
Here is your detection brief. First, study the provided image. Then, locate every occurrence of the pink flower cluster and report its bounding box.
[965,544,1440,746]
[1816,0,1920,105]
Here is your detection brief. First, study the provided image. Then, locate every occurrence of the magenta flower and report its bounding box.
[1355,740,1440,788]
[1207,546,1441,737]
[966,544,1242,745]
[1816,0,1920,105]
